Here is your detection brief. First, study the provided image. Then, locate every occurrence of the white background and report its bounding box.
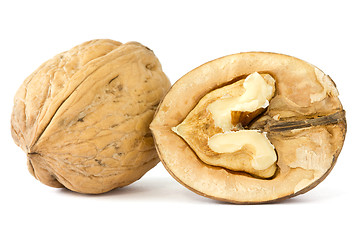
[1,0,358,239]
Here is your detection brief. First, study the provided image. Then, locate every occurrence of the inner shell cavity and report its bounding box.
[172,72,278,179]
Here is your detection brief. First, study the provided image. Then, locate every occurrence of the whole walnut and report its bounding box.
[11,39,171,194]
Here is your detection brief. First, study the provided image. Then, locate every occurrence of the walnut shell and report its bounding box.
[150,52,346,204]
[11,39,171,194]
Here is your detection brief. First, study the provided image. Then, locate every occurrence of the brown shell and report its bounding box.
[150,52,346,204]
[11,39,171,194]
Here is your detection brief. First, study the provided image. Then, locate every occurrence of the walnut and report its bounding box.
[150,52,346,204]
[11,39,171,194]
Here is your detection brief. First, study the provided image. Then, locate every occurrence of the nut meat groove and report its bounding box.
[150,52,346,204]
[172,72,278,178]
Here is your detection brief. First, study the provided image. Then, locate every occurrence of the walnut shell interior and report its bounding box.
[150,52,346,203]
[11,39,171,194]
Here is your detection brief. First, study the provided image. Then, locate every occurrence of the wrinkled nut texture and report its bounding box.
[172,72,277,178]
[150,52,346,204]
[11,39,171,194]
[208,131,277,172]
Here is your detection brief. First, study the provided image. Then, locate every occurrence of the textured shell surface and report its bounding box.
[11,39,171,194]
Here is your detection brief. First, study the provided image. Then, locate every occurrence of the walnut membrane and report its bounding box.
[11,39,171,194]
[150,52,346,204]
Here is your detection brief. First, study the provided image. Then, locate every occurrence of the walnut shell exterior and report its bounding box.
[150,52,346,204]
[11,39,171,194]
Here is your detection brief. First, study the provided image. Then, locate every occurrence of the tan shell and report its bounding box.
[11,39,171,194]
[150,52,346,204]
